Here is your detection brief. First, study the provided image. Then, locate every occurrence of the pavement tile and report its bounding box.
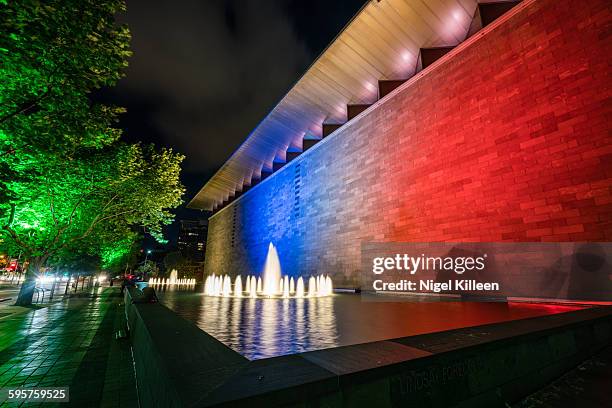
[0,288,138,408]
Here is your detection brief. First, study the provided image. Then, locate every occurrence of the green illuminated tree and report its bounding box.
[99,231,140,274]
[50,219,140,275]
[1,0,131,217]
[0,0,130,152]
[2,143,184,305]
[0,1,185,305]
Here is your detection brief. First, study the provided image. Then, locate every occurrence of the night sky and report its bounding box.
[96,0,367,246]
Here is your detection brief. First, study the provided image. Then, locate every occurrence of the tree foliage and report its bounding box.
[2,142,185,303]
[0,0,130,145]
[1,0,131,214]
[0,0,186,305]
[135,260,159,277]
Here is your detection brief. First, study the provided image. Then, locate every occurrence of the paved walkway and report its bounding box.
[0,287,138,407]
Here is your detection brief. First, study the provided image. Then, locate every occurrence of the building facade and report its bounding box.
[177,219,208,262]
[191,0,611,287]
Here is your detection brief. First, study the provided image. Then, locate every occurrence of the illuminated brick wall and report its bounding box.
[205,0,611,286]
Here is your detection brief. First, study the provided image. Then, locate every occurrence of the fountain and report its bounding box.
[282,276,289,298]
[149,272,196,286]
[220,275,230,296]
[203,243,333,299]
[234,276,243,297]
[308,276,317,297]
[296,277,305,297]
[262,243,280,296]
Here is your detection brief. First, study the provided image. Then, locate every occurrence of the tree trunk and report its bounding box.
[64,273,72,295]
[14,256,45,306]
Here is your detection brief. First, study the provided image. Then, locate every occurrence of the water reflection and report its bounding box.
[187,294,338,360]
[151,283,198,311]
[157,287,582,360]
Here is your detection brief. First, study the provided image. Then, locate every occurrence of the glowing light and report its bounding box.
[35,275,54,284]
[151,276,196,286]
[222,275,232,296]
[235,275,243,297]
[283,276,289,298]
[308,276,317,297]
[203,273,332,299]
[262,243,281,296]
[296,277,305,298]
[365,82,377,92]
[202,244,333,299]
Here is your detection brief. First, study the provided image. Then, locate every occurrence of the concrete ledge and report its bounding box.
[124,288,248,408]
[124,290,612,407]
[204,307,612,407]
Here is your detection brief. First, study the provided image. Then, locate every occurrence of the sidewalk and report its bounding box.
[0,287,138,407]
[0,281,92,313]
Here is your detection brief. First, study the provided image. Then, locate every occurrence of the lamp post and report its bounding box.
[144,249,152,264]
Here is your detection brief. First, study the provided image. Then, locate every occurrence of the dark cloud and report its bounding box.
[115,0,312,175]
[96,0,366,243]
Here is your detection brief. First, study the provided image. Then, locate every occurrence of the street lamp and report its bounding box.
[144,249,152,263]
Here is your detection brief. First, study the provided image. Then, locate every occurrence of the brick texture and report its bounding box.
[205,0,612,287]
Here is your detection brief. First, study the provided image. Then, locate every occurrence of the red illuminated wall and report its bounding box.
[205,0,612,286]
[381,0,612,243]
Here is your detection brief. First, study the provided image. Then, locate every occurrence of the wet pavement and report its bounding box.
[0,287,138,407]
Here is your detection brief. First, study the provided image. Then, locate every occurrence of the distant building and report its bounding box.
[177,219,208,261]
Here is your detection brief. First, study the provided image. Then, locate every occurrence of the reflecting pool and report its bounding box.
[155,285,583,360]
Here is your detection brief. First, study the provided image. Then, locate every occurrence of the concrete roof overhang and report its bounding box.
[188,0,482,211]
